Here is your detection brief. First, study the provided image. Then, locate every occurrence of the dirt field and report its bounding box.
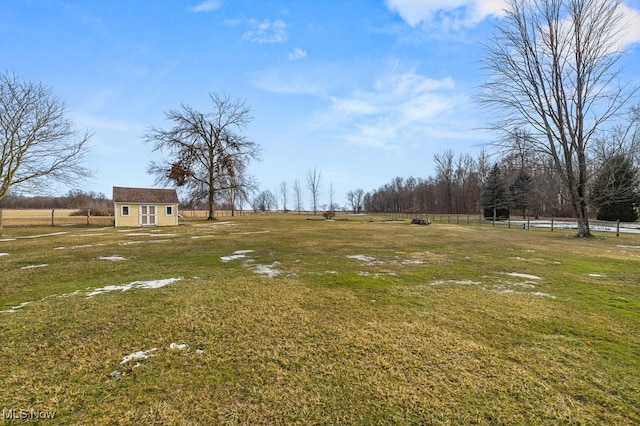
[0,209,113,227]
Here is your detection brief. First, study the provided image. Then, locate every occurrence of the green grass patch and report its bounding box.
[1,216,639,424]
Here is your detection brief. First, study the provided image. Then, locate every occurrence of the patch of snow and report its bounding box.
[194,221,236,227]
[19,231,68,239]
[170,343,188,351]
[496,289,555,298]
[196,349,204,354]
[221,255,244,262]
[221,250,254,262]
[358,271,396,279]
[120,348,158,365]
[0,301,31,314]
[347,254,377,263]
[86,278,182,297]
[0,253,9,256]
[0,239,16,242]
[588,273,605,277]
[400,259,425,265]
[2,280,183,314]
[254,262,282,278]
[118,239,170,245]
[231,230,271,235]
[617,245,640,249]
[430,279,482,286]
[20,264,49,270]
[98,255,127,261]
[531,292,556,298]
[505,272,541,280]
[511,282,535,288]
[54,243,106,250]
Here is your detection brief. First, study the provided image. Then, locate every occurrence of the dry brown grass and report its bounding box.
[0,215,638,424]
[0,209,113,227]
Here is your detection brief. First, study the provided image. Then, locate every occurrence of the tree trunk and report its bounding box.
[574,199,591,237]
[207,183,216,220]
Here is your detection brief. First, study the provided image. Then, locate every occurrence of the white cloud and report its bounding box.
[288,47,307,61]
[620,3,640,47]
[242,19,288,44]
[315,70,467,150]
[252,62,476,150]
[189,0,221,13]
[385,0,507,28]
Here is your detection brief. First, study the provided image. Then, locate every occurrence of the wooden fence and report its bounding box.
[0,209,115,228]
[369,212,640,236]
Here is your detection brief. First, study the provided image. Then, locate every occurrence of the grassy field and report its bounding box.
[0,215,638,424]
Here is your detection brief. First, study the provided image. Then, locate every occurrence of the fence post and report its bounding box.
[52,209,55,226]
[87,209,91,225]
[551,217,554,232]
[527,219,530,230]
[0,208,3,230]
[508,217,511,229]
[616,219,620,237]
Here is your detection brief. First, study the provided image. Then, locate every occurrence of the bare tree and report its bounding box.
[482,0,637,237]
[0,72,92,200]
[145,93,260,220]
[272,186,279,211]
[279,181,288,212]
[218,160,258,215]
[592,106,640,167]
[328,181,336,212]
[293,178,303,213]
[252,190,276,212]
[434,149,455,214]
[454,153,477,214]
[306,167,322,214]
[353,188,365,213]
[346,188,365,213]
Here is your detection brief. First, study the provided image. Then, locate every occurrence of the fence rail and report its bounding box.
[0,209,114,228]
[367,212,640,236]
[1,209,638,236]
[0,208,250,228]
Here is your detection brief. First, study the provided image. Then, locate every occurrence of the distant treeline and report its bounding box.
[362,149,578,218]
[0,190,112,211]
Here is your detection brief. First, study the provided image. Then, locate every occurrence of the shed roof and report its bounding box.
[112,186,179,204]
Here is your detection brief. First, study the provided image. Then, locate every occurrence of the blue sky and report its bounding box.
[2,0,640,208]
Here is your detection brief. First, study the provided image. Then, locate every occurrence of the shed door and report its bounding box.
[140,205,157,226]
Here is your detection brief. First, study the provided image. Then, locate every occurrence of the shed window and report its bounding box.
[121,205,130,216]
[166,206,173,216]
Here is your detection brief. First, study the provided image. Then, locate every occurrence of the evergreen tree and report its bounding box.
[591,155,640,222]
[482,164,510,220]
[510,170,534,219]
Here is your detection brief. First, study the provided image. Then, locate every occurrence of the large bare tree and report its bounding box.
[145,93,260,220]
[0,72,92,200]
[481,0,637,237]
